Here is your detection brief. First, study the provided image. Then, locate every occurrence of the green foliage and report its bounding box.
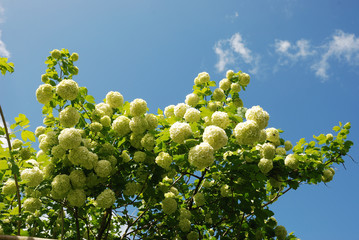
[0,57,14,76]
[0,50,354,240]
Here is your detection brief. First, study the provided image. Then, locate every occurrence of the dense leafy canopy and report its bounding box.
[0,49,353,240]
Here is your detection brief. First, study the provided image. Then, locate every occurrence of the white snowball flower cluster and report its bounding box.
[239,72,250,86]
[39,131,58,152]
[194,72,210,85]
[95,103,113,117]
[89,122,103,132]
[266,128,280,146]
[284,154,298,169]
[231,83,241,92]
[51,145,66,159]
[68,146,97,169]
[164,105,175,117]
[121,151,131,163]
[188,142,214,170]
[56,79,79,100]
[69,169,87,189]
[36,84,53,104]
[145,114,158,130]
[212,88,225,101]
[95,189,116,208]
[260,143,276,159]
[58,128,82,150]
[284,140,293,151]
[274,225,287,240]
[12,139,23,149]
[179,218,191,232]
[184,108,200,123]
[258,158,273,174]
[220,184,231,197]
[258,129,267,143]
[141,133,155,151]
[226,70,235,79]
[193,192,205,206]
[161,197,177,215]
[130,98,147,116]
[203,125,228,151]
[106,91,124,108]
[185,93,199,107]
[100,116,111,127]
[94,160,112,177]
[59,106,80,128]
[35,126,46,137]
[124,182,141,196]
[179,208,192,220]
[322,168,335,182]
[112,116,131,136]
[2,179,16,195]
[130,133,143,149]
[155,152,173,170]
[211,111,230,129]
[23,198,42,213]
[276,147,286,156]
[245,106,269,129]
[234,120,260,145]
[174,103,189,118]
[169,122,192,144]
[133,151,146,163]
[67,189,86,207]
[219,78,231,91]
[21,167,43,187]
[130,116,148,134]
[51,174,71,199]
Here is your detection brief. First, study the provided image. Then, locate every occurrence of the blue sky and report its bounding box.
[1,0,358,239]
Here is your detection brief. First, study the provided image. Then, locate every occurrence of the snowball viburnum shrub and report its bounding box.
[0,51,353,240]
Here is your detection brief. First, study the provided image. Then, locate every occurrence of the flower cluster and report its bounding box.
[145,114,158,130]
[234,120,260,145]
[219,78,231,91]
[94,160,112,177]
[179,218,191,232]
[258,158,273,174]
[161,197,177,215]
[130,98,147,116]
[193,192,205,206]
[95,103,113,117]
[260,143,276,159]
[284,154,298,169]
[322,168,335,182]
[129,116,148,134]
[174,103,189,118]
[184,108,200,123]
[211,111,230,129]
[188,142,214,170]
[2,179,17,195]
[95,189,116,208]
[36,84,53,104]
[124,182,141,196]
[12,139,23,149]
[56,79,79,100]
[203,125,228,151]
[194,72,210,85]
[51,174,71,199]
[106,91,124,108]
[141,133,155,151]
[67,189,86,207]
[112,116,131,136]
[169,122,192,144]
[185,93,199,107]
[58,128,82,150]
[164,105,175,117]
[69,169,87,189]
[21,167,43,187]
[245,105,269,129]
[220,184,231,197]
[23,198,42,213]
[274,225,287,240]
[155,152,173,170]
[59,106,80,127]
[266,128,280,146]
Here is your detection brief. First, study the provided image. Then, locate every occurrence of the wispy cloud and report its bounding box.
[214,33,260,74]
[0,30,10,58]
[312,30,359,80]
[274,39,315,66]
[0,3,4,23]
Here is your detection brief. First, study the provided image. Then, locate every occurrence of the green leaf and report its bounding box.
[0,160,8,170]
[14,113,30,127]
[21,130,36,142]
[85,95,96,103]
[333,126,341,132]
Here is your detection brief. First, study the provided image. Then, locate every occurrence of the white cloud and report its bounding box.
[0,30,10,58]
[312,30,359,80]
[274,39,315,64]
[214,33,260,74]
